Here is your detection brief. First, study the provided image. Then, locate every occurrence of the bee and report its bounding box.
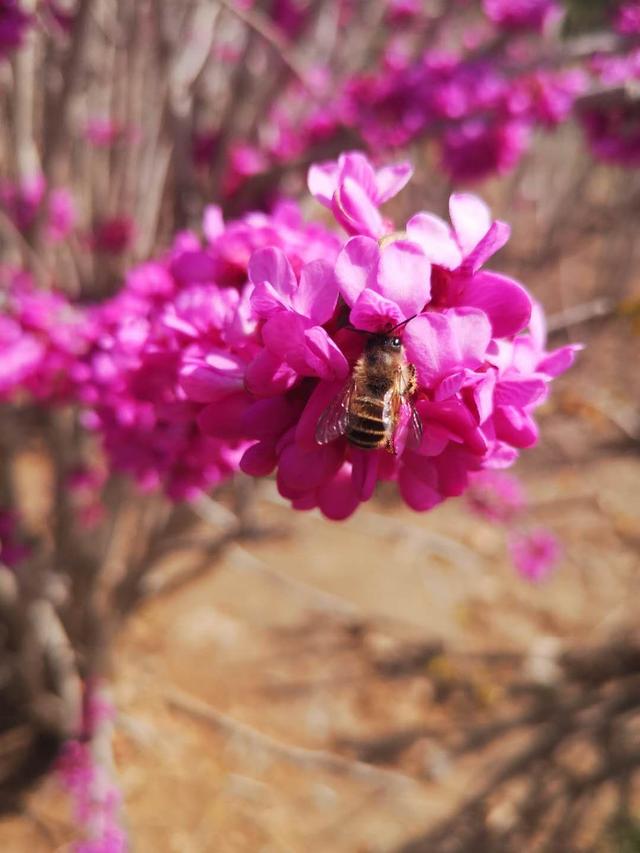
[315,322,422,454]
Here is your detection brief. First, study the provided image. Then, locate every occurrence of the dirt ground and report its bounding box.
[2,171,640,851]
[2,341,640,852]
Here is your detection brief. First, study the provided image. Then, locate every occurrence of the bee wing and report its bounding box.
[406,400,423,451]
[315,380,355,445]
[388,368,423,454]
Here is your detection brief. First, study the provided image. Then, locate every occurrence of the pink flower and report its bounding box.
[335,236,431,331]
[0,0,32,58]
[482,0,562,32]
[308,151,413,238]
[441,118,531,183]
[615,2,640,35]
[508,527,562,582]
[406,192,532,337]
[467,470,527,523]
[0,175,75,242]
[90,216,135,255]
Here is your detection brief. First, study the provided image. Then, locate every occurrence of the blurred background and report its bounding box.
[1,0,640,850]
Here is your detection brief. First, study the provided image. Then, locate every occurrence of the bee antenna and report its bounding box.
[388,314,418,333]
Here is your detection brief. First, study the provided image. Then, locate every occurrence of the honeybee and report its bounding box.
[315,324,422,454]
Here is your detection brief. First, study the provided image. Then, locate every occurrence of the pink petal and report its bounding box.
[375,240,431,318]
[403,309,490,388]
[375,161,413,203]
[245,350,298,397]
[463,271,532,337]
[171,250,217,284]
[180,356,244,402]
[240,441,278,477]
[302,326,350,380]
[251,281,289,318]
[307,161,339,206]
[339,152,378,197]
[248,247,297,300]
[278,443,343,493]
[495,376,547,407]
[242,395,303,440]
[406,213,462,269]
[317,463,361,520]
[335,236,379,306]
[349,289,404,332]
[398,454,443,511]
[293,259,339,324]
[537,344,582,377]
[350,449,379,501]
[493,405,539,447]
[296,379,346,450]
[333,178,385,238]
[464,220,511,272]
[203,205,224,242]
[197,392,252,439]
[449,193,492,256]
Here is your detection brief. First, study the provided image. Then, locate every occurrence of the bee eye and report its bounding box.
[391,337,401,348]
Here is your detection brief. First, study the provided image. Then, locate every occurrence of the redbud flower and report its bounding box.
[508,527,562,582]
[308,150,413,237]
[482,0,562,33]
[0,0,32,58]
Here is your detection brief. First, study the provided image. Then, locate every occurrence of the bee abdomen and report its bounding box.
[347,398,388,449]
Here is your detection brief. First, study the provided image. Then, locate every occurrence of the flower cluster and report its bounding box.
[0,268,93,403]
[1,153,578,521]
[178,152,578,520]
[0,174,75,243]
[79,201,340,499]
[0,0,32,59]
[467,470,562,582]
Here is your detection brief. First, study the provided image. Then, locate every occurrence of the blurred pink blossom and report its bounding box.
[508,527,562,582]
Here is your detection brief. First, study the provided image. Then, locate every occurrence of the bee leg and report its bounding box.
[386,437,397,456]
[406,363,418,396]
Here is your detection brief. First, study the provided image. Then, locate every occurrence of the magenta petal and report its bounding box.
[464,221,511,272]
[422,398,488,455]
[296,379,345,450]
[333,178,385,238]
[180,358,244,402]
[203,205,224,242]
[278,443,343,492]
[494,405,539,447]
[435,370,466,401]
[242,395,303,440]
[537,344,582,377]
[339,151,378,197]
[398,454,442,511]
[448,193,492,256]
[197,393,252,439]
[375,240,431,317]
[307,161,339,206]
[302,326,349,380]
[404,309,489,389]
[463,271,532,337]
[473,371,497,424]
[251,281,289,318]
[349,289,404,332]
[293,259,339,324]
[248,247,297,299]
[406,213,462,270]
[495,376,547,407]
[350,449,379,501]
[317,464,361,520]
[240,441,277,476]
[245,350,297,396]
[171,250,217,284]
[375,162,413,203]
[335,236,379,306]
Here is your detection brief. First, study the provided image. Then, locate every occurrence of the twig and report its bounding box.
[166,686,422,792]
